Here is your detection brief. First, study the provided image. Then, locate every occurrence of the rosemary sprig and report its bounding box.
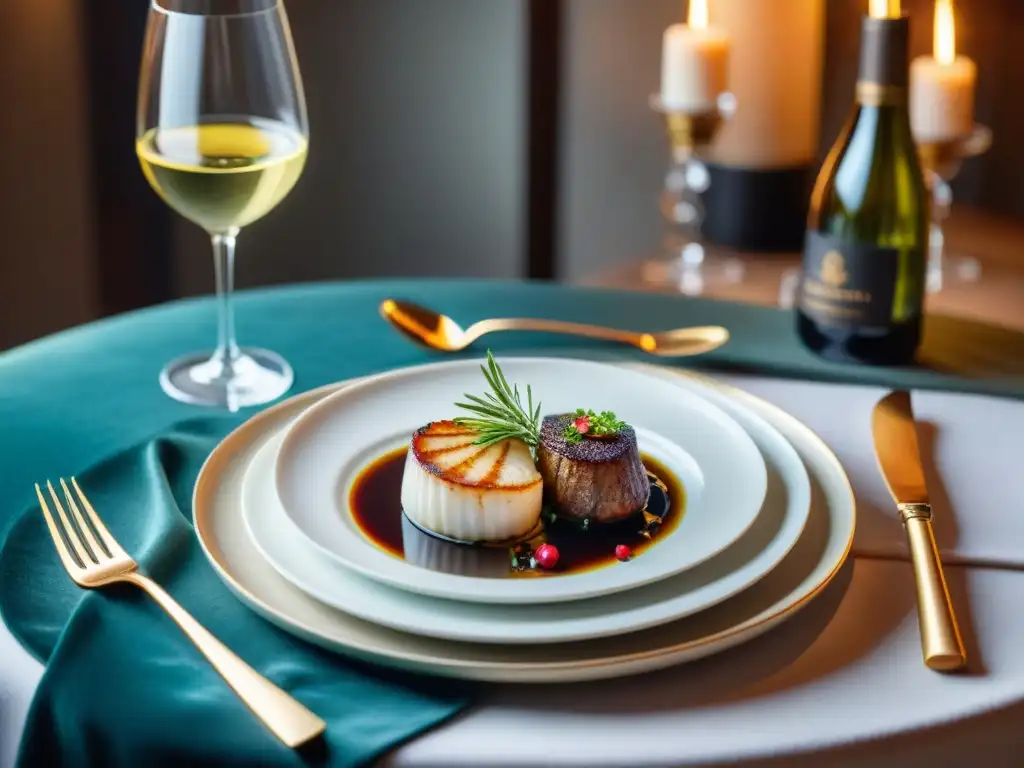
[454,351,542,448]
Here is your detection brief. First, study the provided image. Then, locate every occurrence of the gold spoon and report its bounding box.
[380,299,729,357]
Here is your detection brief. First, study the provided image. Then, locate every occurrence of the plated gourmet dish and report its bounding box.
[350,352,684,577]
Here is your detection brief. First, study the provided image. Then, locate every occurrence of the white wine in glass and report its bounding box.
[137,0,308,410]
[137,121,307,234]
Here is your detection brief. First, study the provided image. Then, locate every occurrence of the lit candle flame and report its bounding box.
[688,0,708,30]
[869,0,900,18]
[935,0,957,65]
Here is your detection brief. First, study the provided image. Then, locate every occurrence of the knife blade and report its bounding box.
[873,390,930,506]
[872,390,966,672]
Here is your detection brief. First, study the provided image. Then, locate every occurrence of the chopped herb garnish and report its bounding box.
[562,409,627,444]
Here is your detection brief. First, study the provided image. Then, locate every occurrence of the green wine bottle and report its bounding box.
[797,14,928,365]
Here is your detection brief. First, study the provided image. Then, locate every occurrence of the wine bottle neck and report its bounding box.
[855,14,910,107]
[855,82,908,109]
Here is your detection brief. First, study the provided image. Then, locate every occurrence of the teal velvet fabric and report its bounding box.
[1,279,1022,766]
[9,425,469,767]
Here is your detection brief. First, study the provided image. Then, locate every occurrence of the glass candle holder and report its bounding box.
[917,124,992,294]
[640,93,743,296]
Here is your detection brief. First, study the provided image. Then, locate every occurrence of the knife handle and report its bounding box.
[900,505,966,671]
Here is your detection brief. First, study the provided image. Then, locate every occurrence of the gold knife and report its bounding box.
[872,390,966,671]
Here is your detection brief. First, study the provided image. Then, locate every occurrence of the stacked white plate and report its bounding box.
[193,358,855,682]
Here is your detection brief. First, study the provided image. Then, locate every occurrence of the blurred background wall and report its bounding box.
[0,0,99,349]
[173,0,528,297]
[1,0,1019,349]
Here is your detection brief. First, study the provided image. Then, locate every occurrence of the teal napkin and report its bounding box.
[2,279,1022,766]
[5,423,471,767]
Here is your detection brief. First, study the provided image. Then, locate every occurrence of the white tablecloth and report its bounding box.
[733,377,1024,568]
[4,375,1024,767]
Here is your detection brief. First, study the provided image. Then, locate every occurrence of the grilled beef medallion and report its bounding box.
[535,413,649,523]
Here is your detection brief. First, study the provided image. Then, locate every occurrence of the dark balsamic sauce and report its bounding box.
[349,448,685,578]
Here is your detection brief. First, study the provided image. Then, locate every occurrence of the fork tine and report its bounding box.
[70,477,127,558]
[60,478,107,560]
[36,484,85,575]
[46,480,94,565]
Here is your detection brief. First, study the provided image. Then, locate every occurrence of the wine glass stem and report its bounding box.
[927,175,953,293]
[211,230,241,373]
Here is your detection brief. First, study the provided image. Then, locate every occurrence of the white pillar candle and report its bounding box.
[910,0,977,142]
[659,0,730,113]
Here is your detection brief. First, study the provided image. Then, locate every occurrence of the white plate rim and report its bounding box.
[272,357,769,604]
[193,362,856,679]
[242,396,810,642]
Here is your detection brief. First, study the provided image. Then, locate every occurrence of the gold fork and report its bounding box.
[35,478,326,748]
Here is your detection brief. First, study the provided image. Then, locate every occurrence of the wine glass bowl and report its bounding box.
[136,0,308,410]
[136,120,307,235]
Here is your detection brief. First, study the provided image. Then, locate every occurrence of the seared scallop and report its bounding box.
[400,421,543,542]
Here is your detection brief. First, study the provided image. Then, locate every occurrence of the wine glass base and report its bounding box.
[779,267,801,308]
[927,253,982,294]
[159,348,294,412]
[640,254,745,297]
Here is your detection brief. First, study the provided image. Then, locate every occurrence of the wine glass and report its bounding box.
[136,0,308,411]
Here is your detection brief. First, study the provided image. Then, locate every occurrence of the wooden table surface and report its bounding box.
[583,206,1024,333]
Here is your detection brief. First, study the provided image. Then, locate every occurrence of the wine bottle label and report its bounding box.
[798,232,917,329]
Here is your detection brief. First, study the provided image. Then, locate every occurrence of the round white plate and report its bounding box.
[243,391,809,642]
[273,358,768,604]
[194,364,854,680]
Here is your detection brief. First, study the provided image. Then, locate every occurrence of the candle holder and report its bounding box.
[917,124,992,293]
[640,92,742,296]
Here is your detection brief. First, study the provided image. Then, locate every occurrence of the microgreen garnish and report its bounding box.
[562,409,627,444]
[454,350,542,449]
